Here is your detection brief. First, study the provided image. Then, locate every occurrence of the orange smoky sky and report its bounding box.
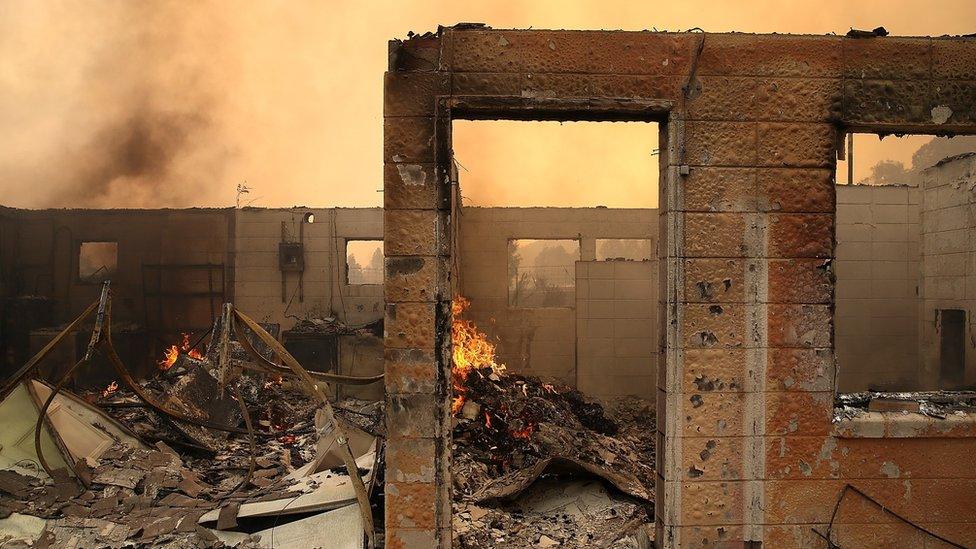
[1,0,975,209]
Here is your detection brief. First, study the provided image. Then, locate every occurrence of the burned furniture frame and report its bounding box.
[383,28,976,549]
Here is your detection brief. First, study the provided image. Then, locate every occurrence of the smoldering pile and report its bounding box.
[450,368,656,548]
[0,333,383,548]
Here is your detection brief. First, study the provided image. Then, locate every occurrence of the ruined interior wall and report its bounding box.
[457,207,657,386]
[576,260,657,398]
[919,154,976,389]
[383,29,976,549]
[0,207,233,330]
[232,207,384,329]
[0,207,234,382]
[835,184,921,391]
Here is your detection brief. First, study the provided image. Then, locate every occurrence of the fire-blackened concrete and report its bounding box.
[383,27,976,548]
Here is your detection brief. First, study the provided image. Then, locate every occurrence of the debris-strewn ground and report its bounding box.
[450,368,656,548]
[0,353,384,548]
[1,323,655,548]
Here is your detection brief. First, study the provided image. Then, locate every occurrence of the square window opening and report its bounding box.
[346,240,383,285]
[508,239,580,308]
[78,241,118,283]
[835,132,976,402]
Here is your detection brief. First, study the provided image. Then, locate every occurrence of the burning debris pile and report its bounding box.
[449,298,656,548]
[0,289,383,548]
[0,288,655,548]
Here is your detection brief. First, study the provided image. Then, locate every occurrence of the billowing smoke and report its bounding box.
[3,1,976,209]
[0,1,235,208]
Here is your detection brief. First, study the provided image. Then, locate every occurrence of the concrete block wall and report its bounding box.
[233,207,384,329]
[0,207,234,332]
[384,29,976,548]
[577,260,658,399]
[835,184,921,391]
[919,154,976,389]
[457,207,656,385]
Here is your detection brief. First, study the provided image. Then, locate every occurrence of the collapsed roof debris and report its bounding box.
[0,282,385,548]
[449,296,656,548]
[0,283,659,548]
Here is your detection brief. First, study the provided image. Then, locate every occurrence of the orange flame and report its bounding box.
[158,333,204,370]
[102,381,118,398]
[451,296,506,415]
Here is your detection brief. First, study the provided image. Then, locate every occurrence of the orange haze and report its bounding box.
[1,0,975,209]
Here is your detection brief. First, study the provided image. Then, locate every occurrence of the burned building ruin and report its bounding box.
[1,25,976,549]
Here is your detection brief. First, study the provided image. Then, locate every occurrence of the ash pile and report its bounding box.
[0,288,384,548]
[450,298,656,548]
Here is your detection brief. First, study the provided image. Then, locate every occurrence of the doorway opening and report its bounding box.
[448,118,662,546]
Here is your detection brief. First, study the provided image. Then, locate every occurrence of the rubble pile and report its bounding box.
[835,390,976,420]
[0,347,383,548]
[451,369,656,548]
[285,318,383,338]
[1,292,658,548]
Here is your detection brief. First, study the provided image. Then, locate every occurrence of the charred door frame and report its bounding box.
[433,94,673,539]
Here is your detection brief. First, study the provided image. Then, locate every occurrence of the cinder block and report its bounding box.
[614,318,655,338]
[871,203,909,223]
[681,481,746,527]
[836,203,872,224]
[843,36,931,81]
[386,527,438,549]
[684,122,757,167]
[681,436,745,481]
[837,184,874,205]
[757,168,834,213]
[932,79,976,126]
[766,348,833,392]
[836,223,872,243]
[614,337,654,358]
[757,122,835,168]
[683,167,757,213]
[385,481,438,529]
[682,303,746,349]
[680,391,746,437]
[385,163,444,210]
[449,29,693,75]
[451,72,521,95]
[767,304,831,348]
[588,279,614,299]
[683,349,748,393]
[386,437,437,483]
[385,302,437,350]
[614,299,652,319]
[385,349,438,394]
[521,73,680,99]
[578,319,614,339]
[684,258,745,302]
[384,71,450,117]
[686,76,759,121]
[684,213,748,258]
[933,38,976,79]
[768,214,833,258]
[768,258,832,304]
[384,116,435,163]
[871,185,909,205]
[764,391,832,435]
[387,393,440,438]
[697,34,842,77]
[384,210,443,256]
[843,79,931,124]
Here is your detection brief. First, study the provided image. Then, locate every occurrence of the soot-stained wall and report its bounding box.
[383,27,976,548]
